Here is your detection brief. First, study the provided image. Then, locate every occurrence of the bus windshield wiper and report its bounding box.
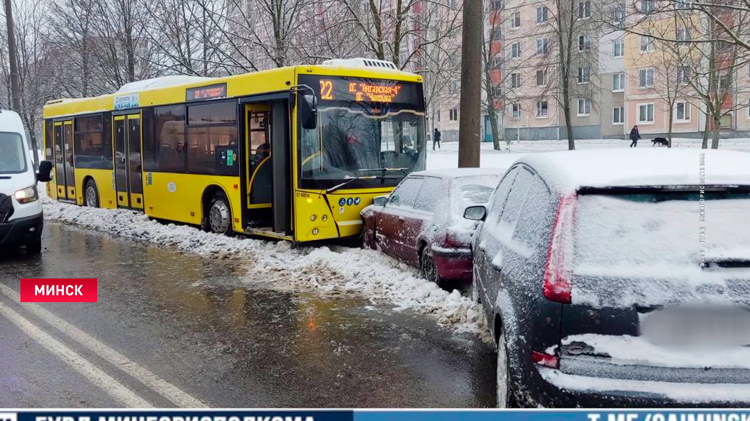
[326,176,377,194]
[359,168,410,176]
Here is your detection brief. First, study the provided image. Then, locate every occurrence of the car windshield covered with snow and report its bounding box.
[451,175,499,220]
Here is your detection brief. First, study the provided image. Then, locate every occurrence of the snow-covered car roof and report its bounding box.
[517,149,750,193]
[410,167,509,179]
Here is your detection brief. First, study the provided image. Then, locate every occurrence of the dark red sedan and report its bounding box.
[361,168,505,287]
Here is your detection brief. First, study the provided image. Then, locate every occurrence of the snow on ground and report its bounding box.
[41,195,487,337]
[426,138,750,170]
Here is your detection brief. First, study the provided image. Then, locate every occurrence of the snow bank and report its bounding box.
[41,196,487,337]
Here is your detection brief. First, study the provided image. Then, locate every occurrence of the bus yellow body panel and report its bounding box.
[75,169,117,208]
[43,64,425,243]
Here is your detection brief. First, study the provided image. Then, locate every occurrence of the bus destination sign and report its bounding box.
[319,79,403,103]
[187,83,228,101]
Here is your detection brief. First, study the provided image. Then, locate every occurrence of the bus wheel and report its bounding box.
[84,180,99,208]
[206,192,232,235]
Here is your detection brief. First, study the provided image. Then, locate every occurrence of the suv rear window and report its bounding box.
[574,189,750,274]
[0,132,26,174]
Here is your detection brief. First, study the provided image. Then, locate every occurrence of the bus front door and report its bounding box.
[53,120,75,200]
[113,113,143,209]
[245,104,273,225]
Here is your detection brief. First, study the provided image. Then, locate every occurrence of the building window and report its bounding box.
[578,35,591,52]
[640,35,655,52]
[613,38,624,57]
[638,103,654,124]
[536,6,548,23]
[537,100,549,118]
[639,68,655,88]
[577,65,591,84]
[677,66,691,84]
[718,75,731,91]
[640,0,655,13]
[613,106,625,124]
[577,98,591,116]
[675,101,691,122]
[536,69,547,86]
[676,28,691,46]
[512,103,521,119]
[613,5,625,24]
[747,99,750,117]
[578,0,591,18]
[510,73,521,88]
[511,11,521,29]
[536,38,549,55]
[676,0,691,9]
[613,72,625,91]
[492,0,503,10]
[511,42,521,58]
[449,108,458,121]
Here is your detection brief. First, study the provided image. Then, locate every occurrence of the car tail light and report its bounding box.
[543,194,577,304]
[532,351,559,369]
[443,229,467,248]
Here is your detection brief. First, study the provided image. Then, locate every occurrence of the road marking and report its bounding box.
[0,300,153,408]
[0,283,207,408]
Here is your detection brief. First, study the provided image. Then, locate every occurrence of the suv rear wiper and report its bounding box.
[703,258,750,269]
[326,176,377,194]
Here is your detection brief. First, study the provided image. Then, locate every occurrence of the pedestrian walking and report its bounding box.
[629,125,641,148]
[433,128,441,150]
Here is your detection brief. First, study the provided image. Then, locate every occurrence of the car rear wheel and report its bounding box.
[496,331,517,408]
[420,247,446,288]
[84,180,99,208]
[205,192,233,235]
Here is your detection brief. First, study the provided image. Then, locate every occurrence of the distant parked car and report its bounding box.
[464,149,750,408]
[362,168,506,287]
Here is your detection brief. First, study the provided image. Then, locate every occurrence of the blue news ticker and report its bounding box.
[5,411,750,421]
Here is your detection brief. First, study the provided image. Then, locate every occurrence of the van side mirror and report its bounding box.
[299,93,317,130]
[37,160,53,182]
[372,195,388,207]
[463,205,487,221]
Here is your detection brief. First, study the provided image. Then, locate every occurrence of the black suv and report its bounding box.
[464,149,750,407]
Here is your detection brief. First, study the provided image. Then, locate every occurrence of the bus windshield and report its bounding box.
[298,75,426,189]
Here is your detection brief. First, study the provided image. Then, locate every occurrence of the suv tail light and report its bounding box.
[532,351,559,368]
[543,194,577,304]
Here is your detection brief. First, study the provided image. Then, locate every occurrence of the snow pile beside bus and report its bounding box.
[41,195,486,336]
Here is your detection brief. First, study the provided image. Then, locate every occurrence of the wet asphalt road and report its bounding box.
[0,222,496,408]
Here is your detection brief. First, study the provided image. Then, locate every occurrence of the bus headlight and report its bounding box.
[14,185,39,204]
[322,215,328,222]
[312,228,319,235]
[310,214,317,221]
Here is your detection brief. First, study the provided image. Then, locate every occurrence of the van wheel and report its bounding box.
[205,192,233,235]
[84,180,99,208]
[420,247,446,288]
[25,238,42,254]
[496,331,518,408]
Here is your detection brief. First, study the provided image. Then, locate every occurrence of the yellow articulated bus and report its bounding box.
[43,58,427,244]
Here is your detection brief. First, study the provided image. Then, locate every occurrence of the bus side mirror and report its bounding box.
[37,160,53,182]
[299,93,317,130]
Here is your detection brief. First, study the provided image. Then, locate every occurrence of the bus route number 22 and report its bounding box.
[320,80,334,100]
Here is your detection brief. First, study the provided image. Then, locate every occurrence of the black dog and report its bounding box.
[652,137,668,147]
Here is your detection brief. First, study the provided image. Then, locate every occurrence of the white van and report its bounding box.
[0,110,52,254]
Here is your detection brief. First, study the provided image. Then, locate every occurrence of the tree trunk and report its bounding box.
[667,111,673,148]
[457,0,482,168]
[489,107,501,150]
[711,116,721,149]
[701,113,709,149]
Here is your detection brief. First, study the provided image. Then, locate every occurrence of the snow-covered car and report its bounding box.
[361,168,507,287]
[463,149,750,407]
[0,110,53,254]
